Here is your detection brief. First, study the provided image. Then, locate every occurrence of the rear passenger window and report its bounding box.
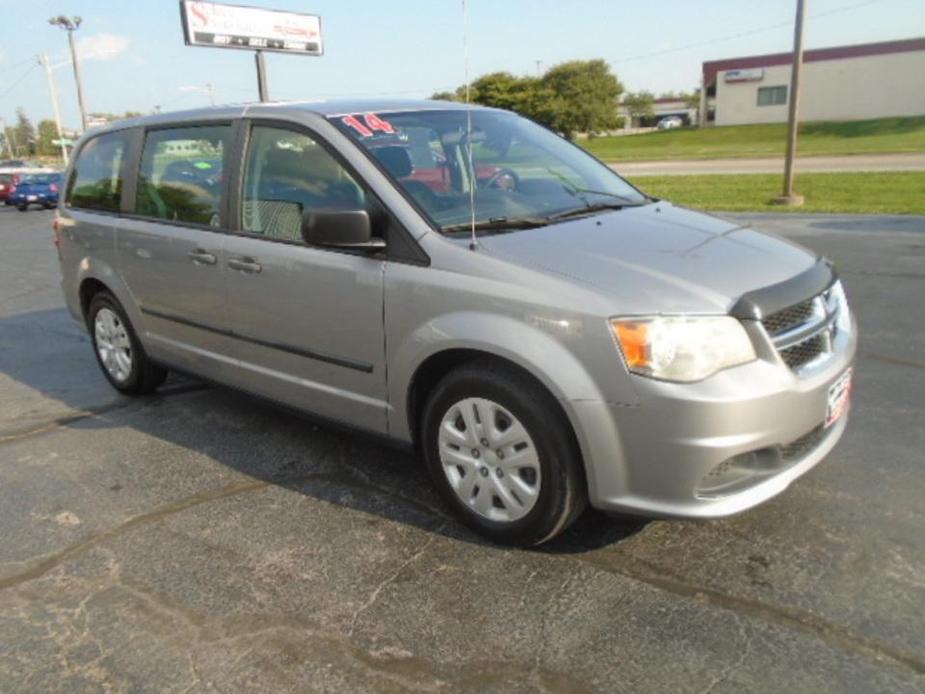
[135,125,231,226]
[242,126,365,242]
[67,131,129,211]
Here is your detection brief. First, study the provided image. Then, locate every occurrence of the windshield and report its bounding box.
[332,109,647,232]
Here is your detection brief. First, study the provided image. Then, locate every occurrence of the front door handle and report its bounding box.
[228,257,262,274]
[187,249,217,265]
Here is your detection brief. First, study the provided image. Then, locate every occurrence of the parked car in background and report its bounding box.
[0,161,57,204]
[56,101,856,545]
[0,173,19,205]
[11,172,62,210]
[657,116,684,130]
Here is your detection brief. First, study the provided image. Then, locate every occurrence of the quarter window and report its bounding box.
[135,125,231,226]
[242,126,366,243]
[67,131,130,211]
[757,86,788,107]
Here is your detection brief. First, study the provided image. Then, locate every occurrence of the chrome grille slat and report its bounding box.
[762,287,841,374]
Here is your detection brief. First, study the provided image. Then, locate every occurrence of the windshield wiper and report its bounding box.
[441,216,549,234]
[546,202,627,221]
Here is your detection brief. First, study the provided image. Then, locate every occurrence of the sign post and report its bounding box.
[179,1,323,102]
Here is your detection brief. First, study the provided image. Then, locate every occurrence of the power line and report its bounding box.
[610,0,892,65]
[0,64,39,99]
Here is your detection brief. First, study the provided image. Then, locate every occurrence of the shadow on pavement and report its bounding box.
[0,306,647,553]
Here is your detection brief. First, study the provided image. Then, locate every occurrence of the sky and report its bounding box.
[1,0,923,131]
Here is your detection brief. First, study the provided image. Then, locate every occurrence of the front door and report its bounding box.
[222,123,388,432]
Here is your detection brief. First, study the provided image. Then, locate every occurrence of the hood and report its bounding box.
[477,202,818,315]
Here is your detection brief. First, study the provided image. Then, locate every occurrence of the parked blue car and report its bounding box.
[11,172,62,211]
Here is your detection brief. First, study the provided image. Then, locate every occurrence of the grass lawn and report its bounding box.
[628,172,925,215]
[582,116,925,162]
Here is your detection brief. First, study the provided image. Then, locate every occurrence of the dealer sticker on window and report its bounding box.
[825,368,852,428]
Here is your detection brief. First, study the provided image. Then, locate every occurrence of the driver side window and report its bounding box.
[242,126,366,243]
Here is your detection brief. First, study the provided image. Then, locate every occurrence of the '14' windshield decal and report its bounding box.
[341,113,395,137]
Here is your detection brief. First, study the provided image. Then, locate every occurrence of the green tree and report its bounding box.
[430,90,460,102]
[37,120,61,157]
[623,91,656,126]
[13,108,36,156]
[540,59,623,139]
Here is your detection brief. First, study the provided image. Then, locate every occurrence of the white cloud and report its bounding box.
[77,33,130,62]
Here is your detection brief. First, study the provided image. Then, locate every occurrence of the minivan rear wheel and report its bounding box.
[421,360,586,546]
[87,291,167,395]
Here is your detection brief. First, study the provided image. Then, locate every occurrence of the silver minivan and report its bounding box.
[56,100,856,545]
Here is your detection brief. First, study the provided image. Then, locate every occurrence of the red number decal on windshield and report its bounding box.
[363,113,395,134]
[341,114,373,137]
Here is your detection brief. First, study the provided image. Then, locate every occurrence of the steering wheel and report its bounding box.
[483,167,520,191]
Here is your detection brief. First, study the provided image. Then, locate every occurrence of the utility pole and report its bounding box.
[777,0,807,206]
[698,76,707,129]
[49,15,89,132]
[535,60,543,77]
[0,118,13,158]
[37,53,69,164]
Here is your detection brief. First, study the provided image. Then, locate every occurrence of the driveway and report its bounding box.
[1,207,924,692]
[612,152,925,176]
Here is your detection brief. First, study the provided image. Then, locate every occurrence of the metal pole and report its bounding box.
[3,118,20,157]
[66,28,89,132]
[779,0,807,205]
[0,118,13,158]
[206,82,216,106]
[255,51,269,102]
[38,53,69,165]
[698,76,707,129]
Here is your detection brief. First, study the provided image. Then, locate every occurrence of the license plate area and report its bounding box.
[825,368,852,428]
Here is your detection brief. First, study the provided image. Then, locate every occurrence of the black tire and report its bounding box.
[87,291,167,395]
[421,359,587,546]
[17,205,27,212]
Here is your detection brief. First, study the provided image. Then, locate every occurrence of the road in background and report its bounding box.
[1,208,924,692]
[613,152,925,176]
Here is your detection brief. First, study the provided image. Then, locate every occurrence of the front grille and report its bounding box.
[762,298,816,336]
[779,333,827,369]
[781,425,827,462]
[761,287,842,374]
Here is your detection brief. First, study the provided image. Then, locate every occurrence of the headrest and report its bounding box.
[373,146,413,179]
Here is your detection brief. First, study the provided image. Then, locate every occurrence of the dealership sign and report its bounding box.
[724,68,765,83]
[180,1,323,56]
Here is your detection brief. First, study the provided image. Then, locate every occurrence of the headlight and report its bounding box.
[826,280,852,333]
[610,315,756,382]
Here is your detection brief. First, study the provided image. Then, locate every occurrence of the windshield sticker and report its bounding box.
[341,113,396,137]
[362,113,395,134]
[341,114,373,137]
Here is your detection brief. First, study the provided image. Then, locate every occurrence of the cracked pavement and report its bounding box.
[0,207,923,692]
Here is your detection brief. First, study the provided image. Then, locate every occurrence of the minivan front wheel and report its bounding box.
[422,361,586,546]
[87,292,167,394]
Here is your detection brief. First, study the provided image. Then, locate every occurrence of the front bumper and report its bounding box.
[575,317,857,518]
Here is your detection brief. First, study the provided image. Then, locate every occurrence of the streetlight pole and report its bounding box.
[49,15,89,132]
[37,53,69,164]
[777,0,807,206]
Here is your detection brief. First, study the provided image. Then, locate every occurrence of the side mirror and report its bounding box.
[301,208,386,251]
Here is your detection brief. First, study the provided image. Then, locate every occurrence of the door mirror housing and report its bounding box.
[301,208,386,251]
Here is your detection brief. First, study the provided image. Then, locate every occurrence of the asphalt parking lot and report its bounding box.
[0,206,923,693]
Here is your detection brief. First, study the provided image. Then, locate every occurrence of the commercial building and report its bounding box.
[703,37,925,126]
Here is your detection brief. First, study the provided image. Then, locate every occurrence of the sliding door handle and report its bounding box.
[187,249,217,265]
[228,257,262,274]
